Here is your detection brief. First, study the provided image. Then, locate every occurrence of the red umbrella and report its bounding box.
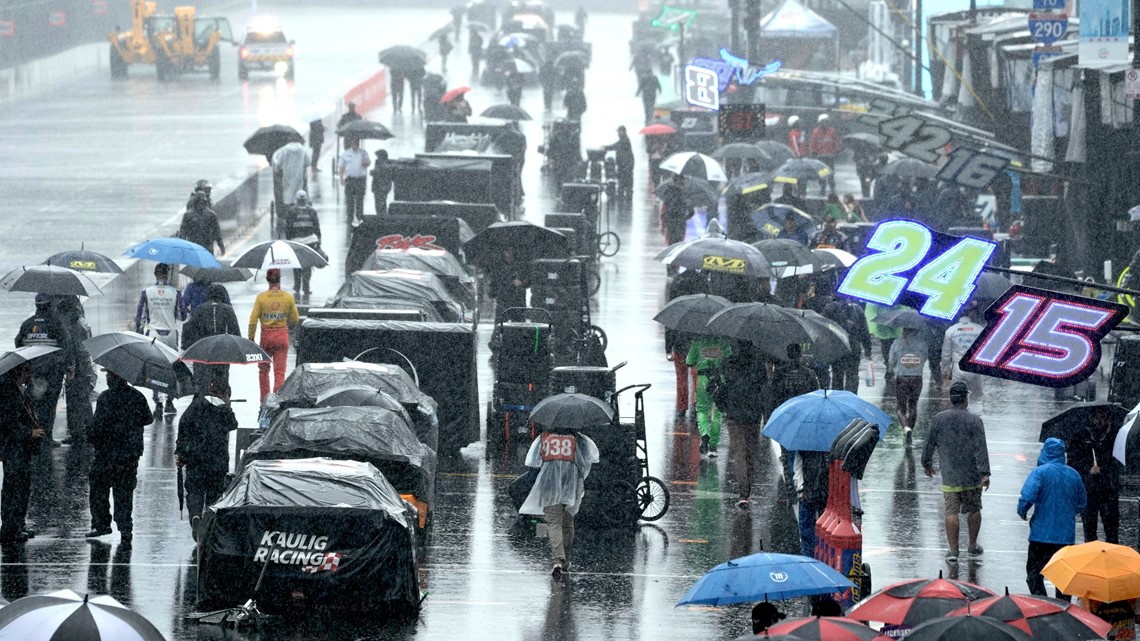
[767,616,879,641]
[847,575,996,628]
[640,123,676,135]
[947,593,1113,641]
[440,86,471,103]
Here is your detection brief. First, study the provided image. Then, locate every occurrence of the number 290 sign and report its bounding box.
[960,286,1126,388]
[838,220,996,321]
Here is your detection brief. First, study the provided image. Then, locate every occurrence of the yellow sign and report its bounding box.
[702,255,746,274]
[68,260,96,271]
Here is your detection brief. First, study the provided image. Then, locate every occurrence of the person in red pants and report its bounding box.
[247,269,299,402]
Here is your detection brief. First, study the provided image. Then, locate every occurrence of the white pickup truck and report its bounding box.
[237,25,294,79]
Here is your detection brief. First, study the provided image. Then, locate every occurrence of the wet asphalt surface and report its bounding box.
[0,5,1131,641]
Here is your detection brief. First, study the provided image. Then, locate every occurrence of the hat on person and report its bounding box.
[266,268,281,283]
[295,189,308,202]
[949,381,970,400]
[34,293,52,307]
[818,114,829,122]
[787,115,800,126]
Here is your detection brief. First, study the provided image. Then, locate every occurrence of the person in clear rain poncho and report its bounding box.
[519,428,600,580]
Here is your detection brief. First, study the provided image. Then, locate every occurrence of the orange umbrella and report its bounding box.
[440,86,470,103]
[1042,541,1140,602]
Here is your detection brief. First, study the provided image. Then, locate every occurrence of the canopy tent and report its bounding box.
[757,0,838,71]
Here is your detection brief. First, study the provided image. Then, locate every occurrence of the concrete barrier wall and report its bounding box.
[0,41,106,100]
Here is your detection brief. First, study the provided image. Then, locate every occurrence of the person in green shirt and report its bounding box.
[865,302,906,380]
[686,335,733,456]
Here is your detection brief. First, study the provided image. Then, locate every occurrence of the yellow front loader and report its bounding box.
[107,0,158,78]
[151,6,234,81]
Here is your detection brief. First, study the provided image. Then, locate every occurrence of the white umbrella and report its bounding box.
[1129,205,1140,223]
[0,590,166,640]
[1112,400,1140,464]
[231,240,328,271]
[659,151,728,182]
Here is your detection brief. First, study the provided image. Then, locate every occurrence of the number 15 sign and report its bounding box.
[959,286,1126,388]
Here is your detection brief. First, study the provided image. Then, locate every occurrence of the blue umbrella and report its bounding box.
[677,552,855,606]
[763,390,892,452]
[123,238,222,269]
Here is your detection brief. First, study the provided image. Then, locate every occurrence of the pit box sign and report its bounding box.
[838,220,997,321]
[959,286,1126,388]
[684,65,720,111]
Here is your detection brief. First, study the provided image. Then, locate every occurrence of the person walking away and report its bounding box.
[808,114,839,194]
[605,126,634,201]
[469,29,484,76]
[285,190,322,299]
[795,447,830,556]
[437,33,453,74]
[660,174,692,246]
[389,70,406,112]
[450,4,464,37]
[339,137,370,225]
[308,119,325,173]
[866,302,905,382]
[823,300,872,393]
[519,426,600,579]
[540,59,558,112]
[86,368,153,546]
[488,249,529,347]
[715,342,767,507]
[186,179,213,210]
[665,270,704,417]
[563,79,587,122]
[56,296,95,446]
[15,294,74,446]
[1018,437,1086,598]
[765,343,822,483]
[407,64,425,115]
[182,283,240,395]
[941,309,986,398]
[181,275,229,318]
[890,327,928,440]
[371,150,393,216]
[787,116,806,158]
[636,71,660,123]
[135,263,184,417]
[922,381,990,563]
[1068,410,1123,543]
[248,269,298,403]
[506,69,523,107]
[176,381,237,540]
[0,363,44,543]
[178,192,225,256]
[271,140,311,215]
[686,334,733,456]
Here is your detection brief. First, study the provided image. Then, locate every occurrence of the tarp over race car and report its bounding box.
[244,406,437,513]
[296,320,478,456]
[345,214,476,277]
[362,248,476,309]
[197,458,419,613]
[328,269,467,323]
[260,361,440,450]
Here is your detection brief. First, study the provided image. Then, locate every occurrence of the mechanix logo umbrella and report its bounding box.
[0,265,102,297]
[42,248,123,274]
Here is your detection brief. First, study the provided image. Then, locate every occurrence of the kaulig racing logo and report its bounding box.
[254,530,343,573]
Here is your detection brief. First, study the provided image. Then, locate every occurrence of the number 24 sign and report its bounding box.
[838,220,996,320]
[960,286,1126,388]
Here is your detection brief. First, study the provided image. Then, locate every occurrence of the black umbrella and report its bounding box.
[179,261,253,284]
[881,157,938,180]
[873,307,929,330]
[655,237,774,278]
[0,589,166,641]
[754,141,796,166]
[462,221,569,267]
[243,124,304,157]
[904,615,1032,641]
[180,334,270,366]
[706,303,815,361]
[554,50,589,69]
[785,308,852,362]
[529,392,614,430]
[748,203,816,241]
[378,45,427,69]
[973,271,1013,302]
[653,294,732,334]
[336,119,394,140]
[753,239,819,271]
[812,248,858,271]
[1040,401,1129,442]
[84,332,192,397]
[774,158,833,184]
[0,346,60,377]
[42,249,123,274]
[481,104,532,121]
[655,176,719,210]
[842,132,884,153]
[713,143,771,162]
[723,172,773,200]
[0,265,102,296]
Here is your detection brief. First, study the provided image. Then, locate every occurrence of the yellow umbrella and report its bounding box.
[1042,541,1140,602]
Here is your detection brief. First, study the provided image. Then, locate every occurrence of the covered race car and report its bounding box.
[259,361,440,453]
[327,269,468,323]
[197,458,419,614]
[243,406,437,531]
[361,247,476,309]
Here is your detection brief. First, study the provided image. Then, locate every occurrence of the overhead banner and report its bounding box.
[1079,0,1129,65]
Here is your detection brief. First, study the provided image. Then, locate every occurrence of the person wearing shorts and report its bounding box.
[922,381,990,563]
